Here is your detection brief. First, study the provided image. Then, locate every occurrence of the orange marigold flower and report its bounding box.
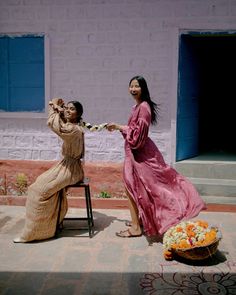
[171,243,178,249]
[195,240,206,246]
[186,224,194,231]
[187,230,196,238]
[178,239,190,248]
[204,230,217,244]
[197,220,209,229]
[164,250,173,260]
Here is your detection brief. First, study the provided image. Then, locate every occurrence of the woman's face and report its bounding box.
[64,102,78,123]
[129,79,142,101]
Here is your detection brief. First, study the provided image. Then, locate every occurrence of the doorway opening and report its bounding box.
[176,31,236,161]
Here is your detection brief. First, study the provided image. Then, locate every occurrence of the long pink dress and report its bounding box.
[121,101,206,236]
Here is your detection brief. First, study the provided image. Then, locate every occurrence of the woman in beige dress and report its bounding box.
[13,98,85,243]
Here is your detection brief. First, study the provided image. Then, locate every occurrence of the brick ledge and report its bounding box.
[1,195,236,212]
[0,195,129,210]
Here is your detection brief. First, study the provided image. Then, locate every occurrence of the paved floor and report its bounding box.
[0,205,236,295]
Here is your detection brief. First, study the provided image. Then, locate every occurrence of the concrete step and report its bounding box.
[189,177,236,198]
[175,160,236,203]
[201,195,236,205]
[175,160,236,180]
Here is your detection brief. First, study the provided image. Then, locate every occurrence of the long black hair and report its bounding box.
[129,75,158,125]
[68,100,83,123]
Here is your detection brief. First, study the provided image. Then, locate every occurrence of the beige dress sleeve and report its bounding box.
[47,103,84,161]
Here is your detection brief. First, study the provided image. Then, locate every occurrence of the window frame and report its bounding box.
[0,33,50,119]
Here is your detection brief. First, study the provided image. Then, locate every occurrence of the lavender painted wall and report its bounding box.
[0,0,236,164]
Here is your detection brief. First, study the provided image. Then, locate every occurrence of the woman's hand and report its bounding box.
[50,97,64,106]
[49,98,65,113]
[106,123,117,131]
[57,98,64,107]
[106,123,122,132]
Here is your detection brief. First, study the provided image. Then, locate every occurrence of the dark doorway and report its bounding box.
[176,32,236,161]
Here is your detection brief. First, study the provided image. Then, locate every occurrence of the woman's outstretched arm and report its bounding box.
[106,123,126,132]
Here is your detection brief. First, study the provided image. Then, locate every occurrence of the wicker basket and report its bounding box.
[172,238,220,260]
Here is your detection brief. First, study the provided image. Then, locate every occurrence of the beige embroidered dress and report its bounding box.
[20,103,84,242]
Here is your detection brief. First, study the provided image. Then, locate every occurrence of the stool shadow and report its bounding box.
[57,210,119,238]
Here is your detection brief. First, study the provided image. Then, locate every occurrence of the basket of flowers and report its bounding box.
[163,220,222,261]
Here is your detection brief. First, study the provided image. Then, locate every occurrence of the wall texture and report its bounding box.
[0,0,236,164]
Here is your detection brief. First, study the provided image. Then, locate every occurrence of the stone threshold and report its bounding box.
[1,195,236,212]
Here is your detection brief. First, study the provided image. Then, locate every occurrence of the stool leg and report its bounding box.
[86,185,94,226]
[85,186,93,238]
[55,189,63,237]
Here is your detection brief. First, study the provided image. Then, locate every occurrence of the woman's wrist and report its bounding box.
[51,98,64,106]
[113,124,124,131]
[116,125,124,131]
[106,123,123,132]
[49,101,64,113]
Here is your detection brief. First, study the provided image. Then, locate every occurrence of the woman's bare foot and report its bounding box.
[13,237,27,243]
[116,227,142,238]
[125,221,132,227]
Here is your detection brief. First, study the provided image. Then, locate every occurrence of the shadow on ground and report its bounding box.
[1,261,236,295]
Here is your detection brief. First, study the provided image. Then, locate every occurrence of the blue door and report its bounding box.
[176,34,200,161]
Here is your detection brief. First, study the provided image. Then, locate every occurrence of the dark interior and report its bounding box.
[193,35,236,154]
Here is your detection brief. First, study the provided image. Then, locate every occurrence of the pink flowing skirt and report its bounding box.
[123,138,206,236]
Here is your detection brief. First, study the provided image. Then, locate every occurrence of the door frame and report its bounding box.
[170,26,236,165]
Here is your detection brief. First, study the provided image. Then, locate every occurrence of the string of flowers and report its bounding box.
[81,121,108,132]
[49,100,108,132]
[163,220,222,260]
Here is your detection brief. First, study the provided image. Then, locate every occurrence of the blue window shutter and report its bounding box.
[0,35,45,112]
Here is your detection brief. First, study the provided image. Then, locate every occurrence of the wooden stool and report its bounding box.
[57,177,94,238]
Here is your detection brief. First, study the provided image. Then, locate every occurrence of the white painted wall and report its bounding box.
[0,0,236,164]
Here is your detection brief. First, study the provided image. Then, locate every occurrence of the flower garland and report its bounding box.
[81,121,108,132]
[49,100,108,132]
[163,220,222,260]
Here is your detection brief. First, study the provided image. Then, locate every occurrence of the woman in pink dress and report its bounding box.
[107,76,206,238]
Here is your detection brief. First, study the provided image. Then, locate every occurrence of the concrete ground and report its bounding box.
[0,205,236,295]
